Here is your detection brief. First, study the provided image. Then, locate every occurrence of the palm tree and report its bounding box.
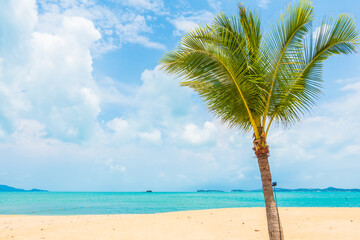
[160,0,359,239]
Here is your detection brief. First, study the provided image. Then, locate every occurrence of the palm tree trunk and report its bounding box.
[257,153,284,240]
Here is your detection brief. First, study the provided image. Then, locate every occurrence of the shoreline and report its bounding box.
[1,208,359,240]
[1,206,360,217]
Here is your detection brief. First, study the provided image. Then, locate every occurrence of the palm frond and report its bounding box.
[262,0,314,126]
[160,0,359,138]
[161,7,265,133]
[270,13,359,127]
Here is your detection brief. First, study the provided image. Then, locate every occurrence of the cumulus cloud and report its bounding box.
[0,0,101,142]
[135,65,197,125]
[28,17,101,141]
[139,130,162,143]
[182,121,217,145]
[14,119,47,139]
[106,118,129,133]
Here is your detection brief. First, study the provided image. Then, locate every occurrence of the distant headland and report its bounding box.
[0,185,48,192]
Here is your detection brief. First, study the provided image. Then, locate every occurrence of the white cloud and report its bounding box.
[136,65,197,125]
[341,81,360,91]
[120,0,164,13]
[182,121,217,145]
[117,14,165,50]
[104,158,127,174]
[28,16,101,141]
[106,118,129,133]
[207,0,222,11]
[15,119,47,139]
[139,129,162,143]
[258,0,270,9]
[8,119,63,158]
[0,0,102,142]
[170,11,214,36]
[97,77,137,106]
[81,87,101,115]
[104,117,138,145]
[37,0,165,53]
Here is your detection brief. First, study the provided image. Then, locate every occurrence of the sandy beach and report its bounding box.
[0,208,359,240]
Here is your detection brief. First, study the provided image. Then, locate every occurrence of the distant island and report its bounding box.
[231,187,360,192]
[0,185,48,192]
[197,190,224,192]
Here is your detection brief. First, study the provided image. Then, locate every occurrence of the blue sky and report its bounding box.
[1,0,360,191]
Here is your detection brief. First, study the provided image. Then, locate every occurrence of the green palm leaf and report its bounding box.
[160,0,359,139]
[269,13,359,129]
[161,7,265,134]
[262,0,314,127]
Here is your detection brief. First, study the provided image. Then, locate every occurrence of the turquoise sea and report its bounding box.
[0,191,359,215]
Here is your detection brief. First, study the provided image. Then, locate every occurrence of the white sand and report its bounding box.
[0,208,359,240]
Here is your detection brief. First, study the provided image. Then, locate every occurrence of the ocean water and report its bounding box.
[0,191,359,215]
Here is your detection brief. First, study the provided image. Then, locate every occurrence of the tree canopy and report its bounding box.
[161,0,359,140]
